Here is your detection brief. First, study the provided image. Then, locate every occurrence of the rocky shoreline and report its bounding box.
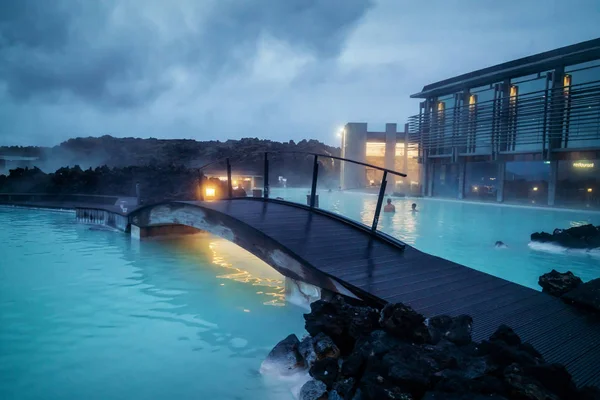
[531,224,600,250]
[539,270,600,314]
[262,296,600,400]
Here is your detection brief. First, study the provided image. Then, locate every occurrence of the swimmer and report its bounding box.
[411,203,418,213]
[495,241,508,248]
[383,198,395,213]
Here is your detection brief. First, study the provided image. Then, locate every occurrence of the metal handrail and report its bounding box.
[198,150,408,238]
[407,79,600,156]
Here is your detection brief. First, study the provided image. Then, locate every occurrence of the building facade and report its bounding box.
[340,123,421,194]
[408,38,600,208]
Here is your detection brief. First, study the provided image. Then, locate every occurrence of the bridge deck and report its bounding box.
[197,199,600,387]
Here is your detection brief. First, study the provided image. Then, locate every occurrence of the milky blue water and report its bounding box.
[2,194,600,400]
[271,188,600,288]
[0,207,306,400]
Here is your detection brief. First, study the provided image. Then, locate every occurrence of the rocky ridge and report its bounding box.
[262,296,600,400]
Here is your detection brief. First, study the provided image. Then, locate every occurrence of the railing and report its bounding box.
[408,79,600,158]
[0,193,129,205]
[198,151,407,236]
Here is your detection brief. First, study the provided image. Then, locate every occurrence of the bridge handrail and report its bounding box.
[199,150,408,238]
[197,150,407,178]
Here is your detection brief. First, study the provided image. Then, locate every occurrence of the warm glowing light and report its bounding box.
[232,180,238,187]
[208,240,286,306]
[243,178,252,181]
[573,162,594,168]
[369,179,375,185]
[205,187,216,197]
[588,188,594,193]
[469,94,477,106]
[563,74,571,94]
[437,102,445,113]
[510,85,518,98]
[397,180,404,185]
[473,186,479,192]
[218,176,228,181]
[533,187,538,192]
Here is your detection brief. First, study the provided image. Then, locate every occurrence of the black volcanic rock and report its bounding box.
[531,224,600,249]
[265,297,590,400]
[379,303,431,344]
[562,278,600,313]
[259,334,303,376]
[539,269,583,297]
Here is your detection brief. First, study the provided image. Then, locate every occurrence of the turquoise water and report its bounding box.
[271,188,600,288]
[2,195,599,400]
[0,207,306,400]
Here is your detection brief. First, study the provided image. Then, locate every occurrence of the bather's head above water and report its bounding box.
[495,241,508,248]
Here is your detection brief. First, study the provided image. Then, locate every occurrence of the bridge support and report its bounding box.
[285,277,321,309]
[130,223,200,239]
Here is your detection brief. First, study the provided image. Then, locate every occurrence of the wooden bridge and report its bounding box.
[2,151,600,386]
[125,197,600,388]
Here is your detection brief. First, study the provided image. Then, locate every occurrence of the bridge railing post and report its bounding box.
[309,155,319,208]
[372,170,388,232]
[226,158,233,198]
[264,152,270,199]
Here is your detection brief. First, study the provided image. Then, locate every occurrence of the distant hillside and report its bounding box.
[0,136,342,189]
[0,135,340,169]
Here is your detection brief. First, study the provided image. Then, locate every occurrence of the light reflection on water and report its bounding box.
[270,188,600,289]
[0,207,305,400]
[208,239,286,307]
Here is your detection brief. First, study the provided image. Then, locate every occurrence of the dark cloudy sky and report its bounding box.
[1,0,599,147]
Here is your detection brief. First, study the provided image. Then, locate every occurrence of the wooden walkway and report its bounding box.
[197,198,600,387]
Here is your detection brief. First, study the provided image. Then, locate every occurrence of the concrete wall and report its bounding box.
[341,123,367,190]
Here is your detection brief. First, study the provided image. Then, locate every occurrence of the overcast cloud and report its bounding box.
[0,0,599,146]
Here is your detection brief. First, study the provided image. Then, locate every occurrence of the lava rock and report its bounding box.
[259,334,304,376]
[490,324,521,346]
[341,353,365,378]
[347,305,380,340]
[310,357,339,388]
[579,386,600,400]
[562,278,600,313]
[503,363,561,400]
[538,269,583,297]
[305,300,346,338]
[479,339,542,370]
[531,225,600,249]
[427,315,453,345]
[299,379,328,400]
[333,377,356,398]
[379,303,431,343]
[445,315,472,345]
[313,332,341,360]
[299,335,317,367]
[327,390,343,400]
[523,363,578,399]
[422,392,508,400]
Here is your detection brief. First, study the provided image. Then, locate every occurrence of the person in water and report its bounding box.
[495,241,508,248]
[411,203,418,212]
[383,198,395,213]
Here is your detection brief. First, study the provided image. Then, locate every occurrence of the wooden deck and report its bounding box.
[197,198,600,387]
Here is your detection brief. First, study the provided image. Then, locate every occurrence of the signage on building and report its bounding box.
[573,162,595,168]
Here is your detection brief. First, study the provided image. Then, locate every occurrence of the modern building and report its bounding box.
[406,38,600,208]
[340,123,421,194]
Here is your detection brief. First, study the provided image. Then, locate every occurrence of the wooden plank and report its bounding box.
[200,199,600,387]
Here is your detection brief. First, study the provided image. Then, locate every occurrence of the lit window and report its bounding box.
[563,74,571,95]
